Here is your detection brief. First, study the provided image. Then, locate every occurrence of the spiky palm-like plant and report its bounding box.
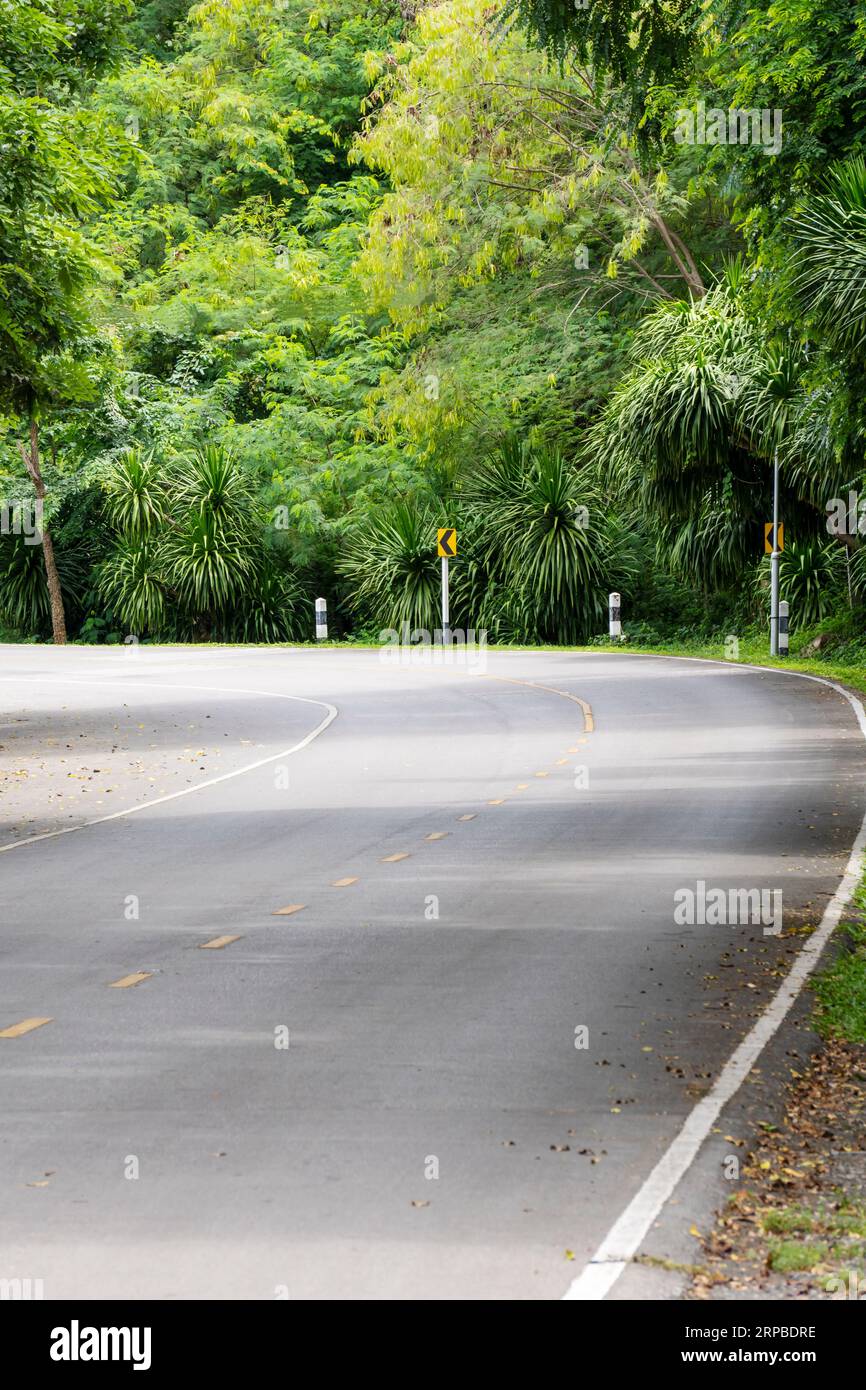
[792,157,866,350]
[0,530,87,636]
[754,539,847,630]
[787,157,866,509]
[235,565,307,644]
[589,261,831,594]
[466,435,618,643]
[102,448,166,539]
[172,444,256,533]
[593,266,791,516]
[97,537,167,636]
[99,445,265,640]
[339,499,443,634]
[162,511,256,635]
[659,500,755,593]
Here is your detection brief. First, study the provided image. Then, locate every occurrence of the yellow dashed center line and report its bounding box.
[272,904,306,917]
[199,935,242,950]
[109,972,153,989]
[0,1016,52,1038]
[425,832,449,841]
[555,758,570,765]
[381,852,410,863]
[534,771,549,779]
[457,814,476,822]
[515,783,529,790]
[481,674,594,734]
[332,876,359,887]
[487,798,506,805]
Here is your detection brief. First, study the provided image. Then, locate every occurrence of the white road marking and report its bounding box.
[564,661,866,1300]
[0,676,337,854]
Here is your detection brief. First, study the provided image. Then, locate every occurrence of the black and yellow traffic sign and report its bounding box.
[437,528,457,558]
[764,522,784,554]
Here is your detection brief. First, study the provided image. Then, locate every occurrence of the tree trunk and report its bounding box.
[22,413,67,645]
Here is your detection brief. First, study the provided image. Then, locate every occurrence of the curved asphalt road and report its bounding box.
[0,645,864,1300]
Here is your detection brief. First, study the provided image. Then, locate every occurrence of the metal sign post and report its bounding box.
[770,449,780,656]
[437,529,456,645]
[440,555,450,644]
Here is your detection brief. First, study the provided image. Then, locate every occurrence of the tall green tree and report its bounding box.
[0,0,127,641]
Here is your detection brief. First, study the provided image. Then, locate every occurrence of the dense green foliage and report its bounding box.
[1,0,865,645]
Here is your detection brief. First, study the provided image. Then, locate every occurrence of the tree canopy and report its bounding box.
[1,0,865,649]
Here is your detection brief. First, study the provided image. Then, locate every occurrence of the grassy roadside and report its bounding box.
[690,868,866,1300]
[574,627,866,702]
[813,872,866,1045]
[598,618,866,1296]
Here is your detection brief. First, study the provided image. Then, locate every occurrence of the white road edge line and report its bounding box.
[564,655,866,1300]
[0,677,338,854]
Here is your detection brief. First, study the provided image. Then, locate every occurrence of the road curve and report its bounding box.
[0,645,864,1300]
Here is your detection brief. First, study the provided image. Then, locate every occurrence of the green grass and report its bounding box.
[762,1202,866,1238]
[761,1207,818,1235]
[812,865,866,1044]
[813,920,866,1043]
[768,1239,830,1273]
[578,630,866,701]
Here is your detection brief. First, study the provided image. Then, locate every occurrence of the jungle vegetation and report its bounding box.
[1,0,865,650]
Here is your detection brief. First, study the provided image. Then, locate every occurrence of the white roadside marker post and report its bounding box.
[609,592,621,640]
[779,600,789,657]
[315,597,328,641]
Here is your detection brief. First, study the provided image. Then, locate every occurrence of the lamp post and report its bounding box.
[770,448,780,656]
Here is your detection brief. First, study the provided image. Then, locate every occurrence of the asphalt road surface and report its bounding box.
[1,644,864,1300]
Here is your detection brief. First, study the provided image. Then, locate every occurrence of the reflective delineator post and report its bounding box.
[778,600,789,657]
[609,592,621,639]
[315,597,328,641]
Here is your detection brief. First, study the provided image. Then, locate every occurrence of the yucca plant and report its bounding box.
[171,444,256,534]
[162,446,261,637]
[162,511,257,635]
[339,499,443,634]
[792,157,866,351]
[449,507,517,643]
[96,444,304,642]
[591,265,799,533]
[659,495,756,592]
[97,538,167,635]
[844,542,866,606]
[234,564,307,643]
[465,436,611,643]
[753,539,847,630]
[102,448,166,538]
[0,530,88,636]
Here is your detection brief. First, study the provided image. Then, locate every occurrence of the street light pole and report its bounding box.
[770,447,780,657]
